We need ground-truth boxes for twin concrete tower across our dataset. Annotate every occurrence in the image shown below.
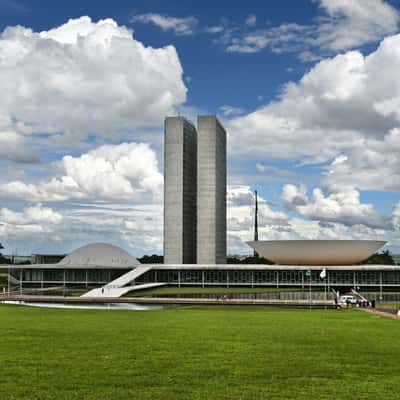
[164,116,227,264]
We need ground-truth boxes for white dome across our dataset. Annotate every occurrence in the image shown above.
[59,243,140,267]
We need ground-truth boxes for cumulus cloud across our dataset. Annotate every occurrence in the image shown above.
[0,204,63,225]
[228,50,368,161]
[324,128,400,192]
[0,142,163,202]
[0,203,63,240]
[0,16,186,156]
[228,185,289,231]
[227,186,289,253]
[131,13,198,35]
[227,35,400,195]
[0,201,165,254]
[281,184,391,229]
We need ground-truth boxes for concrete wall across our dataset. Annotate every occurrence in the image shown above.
[164,117,197,264]
[197,116,227,264]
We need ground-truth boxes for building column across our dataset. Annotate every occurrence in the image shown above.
[226,271,229,288]
[178,271,181,288]
[202,270,205,288]
[251,270,254,288]
[63,270,66,296]
[19,269,22,295]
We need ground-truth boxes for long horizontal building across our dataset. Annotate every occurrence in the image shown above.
[6,262,400,291]
[5,243,400,294]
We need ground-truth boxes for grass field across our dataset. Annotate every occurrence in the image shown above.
[0,305,399,400]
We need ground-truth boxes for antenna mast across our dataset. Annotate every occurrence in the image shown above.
[254,190,259,257]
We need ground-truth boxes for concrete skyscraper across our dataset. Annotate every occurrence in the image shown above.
[164,117,197,264]
[196,116,227,264]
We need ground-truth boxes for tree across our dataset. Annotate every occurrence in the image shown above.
[227,255,274,265]
[0,243,8,264]
[138,254,164,264]
[363,250,395,265]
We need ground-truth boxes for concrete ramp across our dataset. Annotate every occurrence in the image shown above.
[82,282,166,298]
[81,266,154,298]
[105,266,152,288]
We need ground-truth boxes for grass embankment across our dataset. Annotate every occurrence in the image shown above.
[126,285,314,297]
[0,305,399,399]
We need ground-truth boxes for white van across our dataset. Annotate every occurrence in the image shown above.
[339,295,358,306]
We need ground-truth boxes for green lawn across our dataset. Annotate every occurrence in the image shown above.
[126,285,315,297]
[0,305,399,400]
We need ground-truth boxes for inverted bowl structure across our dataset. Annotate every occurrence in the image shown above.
[60,243,140,267]
[246,240,386,265]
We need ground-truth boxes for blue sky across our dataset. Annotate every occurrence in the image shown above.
[0,0,399,256]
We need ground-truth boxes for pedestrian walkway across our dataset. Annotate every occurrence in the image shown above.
[361,307,400,320]
[81,282,166,298]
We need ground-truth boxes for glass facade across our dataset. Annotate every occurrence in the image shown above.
[9,267,400,289]
[136,268,400,288]
[10,268,129,285]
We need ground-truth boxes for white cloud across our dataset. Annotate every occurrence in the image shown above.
[324,128,400,192]
[1,204,63,225]
[0,142,163,202]
[0,16,186,155]
[228,185,289,231]
[393,202,400,228]
[0,201,165,254]
[221,0,399,56]
[281,184,391,229]
[0,131,38,163]
[131,13,198,35]
[226,31,270,53]
[0,203,63,239]
[245,14,257,27]
[228,36,400,194]
[317,0,400,51]
[206,25,224,34]
[225,23,310,54]
[220,105,244,117]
